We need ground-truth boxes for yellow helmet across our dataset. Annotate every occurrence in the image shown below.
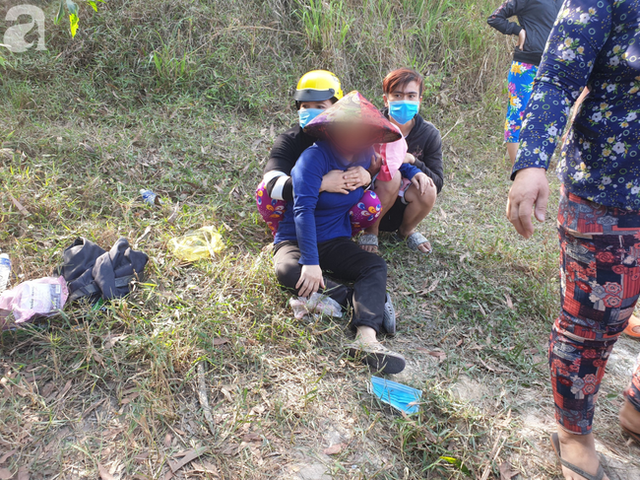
[294,70,343,103]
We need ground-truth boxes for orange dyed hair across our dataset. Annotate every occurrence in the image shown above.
[382,68,424,96]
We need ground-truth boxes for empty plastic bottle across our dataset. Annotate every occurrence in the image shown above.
[0,254,10,294]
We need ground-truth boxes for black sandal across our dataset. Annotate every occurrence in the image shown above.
[550,433,605,480]
[346,342,405,374]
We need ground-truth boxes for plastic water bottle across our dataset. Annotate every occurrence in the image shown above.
[0,254,10,294]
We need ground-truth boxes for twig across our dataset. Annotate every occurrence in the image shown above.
[441,118,462,141]
[196,362,216,436]
[211,26,304,40]
[480,433,507,480]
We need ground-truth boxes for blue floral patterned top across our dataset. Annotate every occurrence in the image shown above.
[514,0,640,210]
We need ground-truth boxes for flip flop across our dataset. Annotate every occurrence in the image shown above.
[358,233,379,253]
[405,232,432,255]
[624,314,640,338]
[622,426,640,445]
[346,342,406,374]
[550,433,605,480]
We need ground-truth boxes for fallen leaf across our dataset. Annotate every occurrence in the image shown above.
[103,335,124,350]
[57,380,73,400]
[98,464,114,480]
[0,468,11,480]
[418,277,440,296]
[504,293,514,309]
[499,461,518,480]
[0,450,15,464]
[323,443,344,455]
[17,467,29,480]
[242,433,261,442]
[213,338,230,346]
[426,350,447,362]
[9,194,29,216]
[168,447,208,473]
[164,433,173,448]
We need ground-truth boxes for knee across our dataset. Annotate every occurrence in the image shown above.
[374,172,401,198]
[274,260,300,289]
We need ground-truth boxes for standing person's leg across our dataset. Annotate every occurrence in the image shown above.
[550,208,640,479]
[360,171,402,253]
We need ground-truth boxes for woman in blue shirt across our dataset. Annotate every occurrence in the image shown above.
[274,91,407,375]
[506,0,640,478]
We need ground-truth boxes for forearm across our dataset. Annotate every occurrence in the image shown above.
[264,171,293,201]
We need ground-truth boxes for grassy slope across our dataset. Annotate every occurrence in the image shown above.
[1,0,639,479]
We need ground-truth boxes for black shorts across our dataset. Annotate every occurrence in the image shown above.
[378,198,407,232]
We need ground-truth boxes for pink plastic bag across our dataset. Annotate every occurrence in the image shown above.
[0,276,68,329]
[375,123,407,182]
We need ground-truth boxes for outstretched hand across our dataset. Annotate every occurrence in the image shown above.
[506,168,549,238]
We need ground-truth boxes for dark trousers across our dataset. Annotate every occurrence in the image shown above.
[274,237,387,332]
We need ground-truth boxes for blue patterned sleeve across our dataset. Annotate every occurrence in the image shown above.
[512,0,613,177]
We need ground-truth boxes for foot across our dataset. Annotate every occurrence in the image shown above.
[398,228,431,254]
[347,326,405,374]
[623,314,640,338]
[358,233,379,253]
[556,429,609,480]
[619,398,640,436]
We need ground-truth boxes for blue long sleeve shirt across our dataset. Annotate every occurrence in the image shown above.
[514,0,640,210]
[274,141,371,265]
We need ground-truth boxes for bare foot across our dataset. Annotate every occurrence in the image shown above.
[556,429,609,480]
[619,397,640,435]
[360,244,378,254]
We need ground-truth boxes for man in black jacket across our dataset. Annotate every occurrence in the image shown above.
[359,68,443,255]
[487,0,562,164]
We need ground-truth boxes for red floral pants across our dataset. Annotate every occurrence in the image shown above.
[551,189,640,434]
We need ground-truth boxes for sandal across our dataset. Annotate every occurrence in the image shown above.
[358,233,379,253]
[624,314,640,338]
[382,293,396,336]
[346,342,406,374]
[405,232,432,255]
[622,426,640,445]
[550,433,605,480]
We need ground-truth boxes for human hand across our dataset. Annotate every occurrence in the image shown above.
[411,172,433,195]
[506,167,549,239]
[296,264,325,297]
[344,166,372,190]
[403,153,416,164]
[368,153,382,176]
[321,170,351,194]
[517,29,526,50]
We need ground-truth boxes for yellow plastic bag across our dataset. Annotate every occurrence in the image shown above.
[168,226,225,262]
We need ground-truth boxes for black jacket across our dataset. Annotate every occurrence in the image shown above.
[61,237,148,302]
[487,0,562,66]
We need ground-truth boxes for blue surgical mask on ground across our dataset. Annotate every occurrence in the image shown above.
[369,376,422,414]
[388,100,420,125]
[298,108,324,128]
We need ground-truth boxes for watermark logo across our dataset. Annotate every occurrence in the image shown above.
[3,5,46,53]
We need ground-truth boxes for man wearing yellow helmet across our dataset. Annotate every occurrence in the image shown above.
[256,70,376,234]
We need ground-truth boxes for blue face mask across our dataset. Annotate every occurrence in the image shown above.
[388,100,420,125]
[298,108,324,128]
